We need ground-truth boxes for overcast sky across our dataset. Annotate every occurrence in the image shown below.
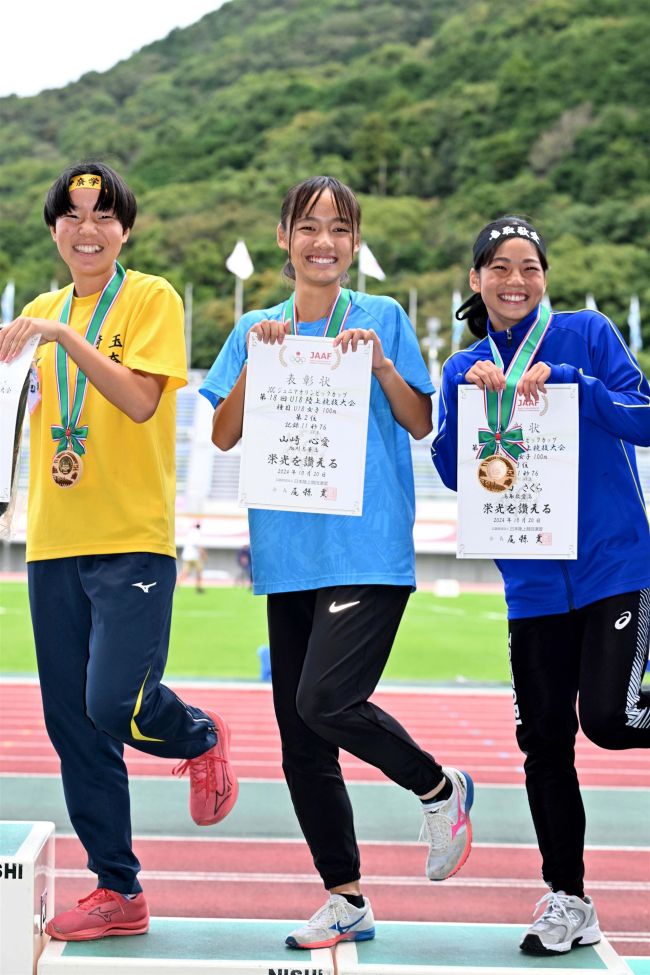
[2,1,229,98]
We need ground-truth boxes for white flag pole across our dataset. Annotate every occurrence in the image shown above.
[0,281,15,323]
[184,282,193,367]
[234,277,243,324]
[426,316,442,386]
[451,289,463,353]
[628,295,642,354]
[408,288,418,329]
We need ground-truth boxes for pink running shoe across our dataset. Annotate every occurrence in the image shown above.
[173,709,239,825]
[45,888,149,941]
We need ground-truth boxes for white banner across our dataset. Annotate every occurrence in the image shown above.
[0,334,40,502]
[239,334,372,515]
[457,384,579,559]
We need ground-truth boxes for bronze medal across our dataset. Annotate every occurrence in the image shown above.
[51,449,83,488]
[477,453,516,493]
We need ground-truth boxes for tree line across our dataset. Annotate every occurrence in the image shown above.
[1,0,648,373]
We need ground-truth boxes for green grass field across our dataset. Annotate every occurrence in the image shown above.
[0,582,510,683]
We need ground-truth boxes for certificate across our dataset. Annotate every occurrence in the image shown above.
[0,334,40,505]
[457,384,579,559]
[239,334,372,515]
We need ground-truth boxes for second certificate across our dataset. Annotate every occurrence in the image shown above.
[239,334,373,516]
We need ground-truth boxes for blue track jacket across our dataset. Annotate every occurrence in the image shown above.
[431,306,650,619]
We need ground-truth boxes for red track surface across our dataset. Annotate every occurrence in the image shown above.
[1,683,648,787]
[1,681,648,956]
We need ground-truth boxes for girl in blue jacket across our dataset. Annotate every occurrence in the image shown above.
[432,215,650,957]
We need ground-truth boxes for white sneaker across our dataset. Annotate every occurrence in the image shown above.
[520,891,601,954]
[285,894,375,949]
[421,767,474,881]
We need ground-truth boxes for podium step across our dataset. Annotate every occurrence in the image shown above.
[38,917,333,974]
[0,820,54,975]
[36,918,634,975]
[337,921,632,974]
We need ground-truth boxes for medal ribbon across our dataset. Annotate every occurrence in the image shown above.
[51,262,126,455]
[477,304,552,463]
[284,288,352,337]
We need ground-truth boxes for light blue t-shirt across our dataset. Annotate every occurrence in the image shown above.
[200,291,434,594]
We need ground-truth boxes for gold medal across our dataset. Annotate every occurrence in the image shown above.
[51,449,83,488]
[477,453,516,493]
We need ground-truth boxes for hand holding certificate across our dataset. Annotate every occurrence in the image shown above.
[238,333,373,515]
[457,383,579,559]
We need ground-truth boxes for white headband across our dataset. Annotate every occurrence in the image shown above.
[489,225,540,243]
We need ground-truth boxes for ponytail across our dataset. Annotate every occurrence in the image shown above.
[455,293,488,339]
[282,257,296,282]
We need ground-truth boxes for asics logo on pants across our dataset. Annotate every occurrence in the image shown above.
[614,611,632,630]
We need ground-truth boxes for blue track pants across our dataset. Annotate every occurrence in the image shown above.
[28,552,217,894]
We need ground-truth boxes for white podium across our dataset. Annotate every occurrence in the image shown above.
[0,821,55,975]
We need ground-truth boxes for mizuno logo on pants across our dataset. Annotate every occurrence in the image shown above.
[132,582,157,593]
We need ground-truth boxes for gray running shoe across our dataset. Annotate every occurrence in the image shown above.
[422,767,474,881]
[285,894,375,949]
[520,891,601,954]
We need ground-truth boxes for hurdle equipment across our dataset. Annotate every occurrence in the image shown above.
[0,821,55,975]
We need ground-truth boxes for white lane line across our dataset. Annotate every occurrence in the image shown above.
[52,867,649,891]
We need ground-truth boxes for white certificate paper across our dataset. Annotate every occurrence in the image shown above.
[0,334,40,503]
[239,334,373,515]
[457,384,579,559]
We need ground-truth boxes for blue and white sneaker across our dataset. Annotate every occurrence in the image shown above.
[421,767,474,881]
[285,894,375,949]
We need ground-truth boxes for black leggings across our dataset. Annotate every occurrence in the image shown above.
[509,588,650,897]
[268,584,444,890]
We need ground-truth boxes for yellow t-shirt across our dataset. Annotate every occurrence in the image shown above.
[23,269,187,561]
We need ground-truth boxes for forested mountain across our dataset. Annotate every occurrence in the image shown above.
[1,0,649,369]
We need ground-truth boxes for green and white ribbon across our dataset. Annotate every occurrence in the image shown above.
[477,304,552,463]
[51,262,126,455]
[284,288,352,337]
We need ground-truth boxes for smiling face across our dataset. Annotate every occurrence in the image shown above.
[277,188,359,289]
[50,187,129,295]
[469,237,547,331]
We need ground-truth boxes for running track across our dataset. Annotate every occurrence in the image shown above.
[1,680,649,957]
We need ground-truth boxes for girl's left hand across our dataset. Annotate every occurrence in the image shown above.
[517,362,551,402]
[0,316,62,363]
[334,328,386,370]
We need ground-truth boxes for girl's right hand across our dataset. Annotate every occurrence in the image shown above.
[465,360,506,392]
[247,319,290,346]
[0,316,62,363]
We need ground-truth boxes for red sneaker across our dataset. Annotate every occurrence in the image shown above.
[173,709,239,825]
[45,888,149,941]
